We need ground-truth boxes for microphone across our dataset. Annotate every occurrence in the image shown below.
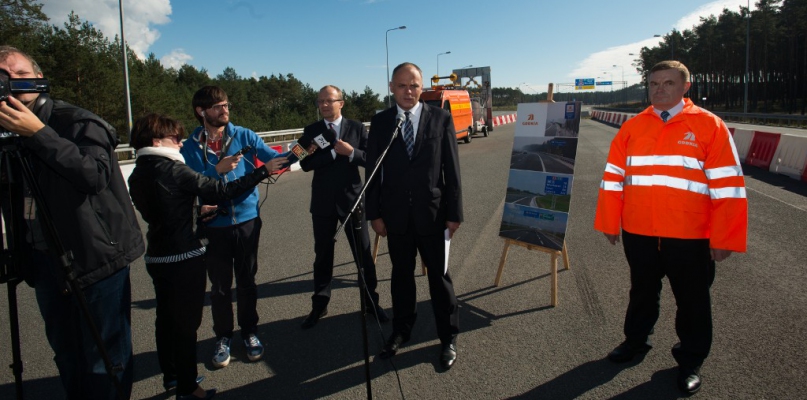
[392,113,406,139]
[280,123,344,168]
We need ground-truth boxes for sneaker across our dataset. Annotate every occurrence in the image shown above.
[212,337,231,368]
[244,334,264,362]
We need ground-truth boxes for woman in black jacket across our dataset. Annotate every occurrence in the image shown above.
[128,113,285,400]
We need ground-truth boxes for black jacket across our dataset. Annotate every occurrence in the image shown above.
[21,95,144,289]
[365,103,463,235]
[299,118,367,217]
[128,154,269,258]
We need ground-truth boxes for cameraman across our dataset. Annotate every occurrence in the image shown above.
[0,46,144,399]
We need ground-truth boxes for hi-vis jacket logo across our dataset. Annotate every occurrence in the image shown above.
[678,132,698,148]
[522,113,539,125]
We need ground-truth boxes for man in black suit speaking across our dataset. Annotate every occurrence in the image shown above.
[299,85,389,329]
[366,62,463,369]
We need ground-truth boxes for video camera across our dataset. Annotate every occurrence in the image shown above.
[0,68,50,138]
[0,68,49,102]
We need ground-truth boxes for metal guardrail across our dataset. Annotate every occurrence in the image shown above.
[115,128,305,163]
[712,112,807,128]
[116,122,372,164]
[592,107,807,128]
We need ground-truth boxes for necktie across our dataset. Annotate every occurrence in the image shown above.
[329,123,338,139]
[660,110,670,122]
[403,111,414,158]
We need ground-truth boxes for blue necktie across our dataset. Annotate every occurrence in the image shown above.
[403,111,414,158]
[660,110,670,122]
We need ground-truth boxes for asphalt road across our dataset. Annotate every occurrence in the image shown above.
[1,119,806,399]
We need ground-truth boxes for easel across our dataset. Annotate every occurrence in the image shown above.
[494,238,570,307]
[373,234,428,275]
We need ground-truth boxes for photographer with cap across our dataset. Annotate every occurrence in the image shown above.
[0,45,144,399]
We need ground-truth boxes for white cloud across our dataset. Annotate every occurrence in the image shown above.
[160,49,192,69]
[567,0,753,89]
[40,0,172,60]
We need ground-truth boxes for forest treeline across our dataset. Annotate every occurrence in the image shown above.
[1,0,804,142]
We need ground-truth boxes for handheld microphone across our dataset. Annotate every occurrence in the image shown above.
[282,125,340,166]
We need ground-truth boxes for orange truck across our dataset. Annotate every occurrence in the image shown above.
[421,74,489,143]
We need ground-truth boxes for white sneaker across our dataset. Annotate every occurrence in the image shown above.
[212,337,231,368]
[244,334,264,362]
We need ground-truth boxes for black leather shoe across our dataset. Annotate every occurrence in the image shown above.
[177,388,216,399]
[677,367,702,395]
[164,376,205,391]
[366,305,390,323]
[301,308,328,330]
[607,341,652,363]
[379,333,409,359]
[440,343,457,369]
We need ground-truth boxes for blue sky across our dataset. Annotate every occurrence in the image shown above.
[41,0,753,98]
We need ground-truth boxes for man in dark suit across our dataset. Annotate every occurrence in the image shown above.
[298,85,389,329]
[366,62,463,369]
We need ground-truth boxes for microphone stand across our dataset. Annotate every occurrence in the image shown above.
[334,118,402,400]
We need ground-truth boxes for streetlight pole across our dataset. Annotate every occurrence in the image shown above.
[385,25,406,108]
[118,0,132,132]
[744,0,750,113]
[437,51,451,76]
[613,64,625,105]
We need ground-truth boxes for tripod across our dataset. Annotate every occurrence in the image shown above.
[0,137,126,400]
[334,118,402,400]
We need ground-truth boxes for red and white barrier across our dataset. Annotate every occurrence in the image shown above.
[592,114,807,182]
[493,113,518,127]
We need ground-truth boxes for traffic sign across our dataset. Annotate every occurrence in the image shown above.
[545,176,569,195]
[596,81,613,86]
[574,78,595,90]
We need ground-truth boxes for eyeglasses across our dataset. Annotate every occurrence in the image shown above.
[208,102,232,112]
[316,99,343,105]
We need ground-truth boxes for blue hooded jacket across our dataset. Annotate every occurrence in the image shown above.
[180,122,281,227]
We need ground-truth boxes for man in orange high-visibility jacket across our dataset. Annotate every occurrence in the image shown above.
[594,60,747,396]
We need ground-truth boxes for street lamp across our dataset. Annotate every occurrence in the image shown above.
[654,34,674,59]
[437,51,451,76]
[385,25,406,107]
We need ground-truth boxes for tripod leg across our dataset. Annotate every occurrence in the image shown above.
[6,279,24,400]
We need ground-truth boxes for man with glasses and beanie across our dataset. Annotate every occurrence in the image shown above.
[595,60,747,395]
[0,45,144,399]
[181,86,284,368]
[298,85,389,329]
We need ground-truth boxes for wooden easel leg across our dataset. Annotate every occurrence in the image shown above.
[562,241,570,270]
[550,252,559,307]
[494,239,512,287]
[372,233,380,264]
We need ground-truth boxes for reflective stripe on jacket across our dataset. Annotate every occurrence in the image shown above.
[594,99,748,252]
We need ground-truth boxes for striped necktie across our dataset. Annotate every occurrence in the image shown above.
[403,111,414,158]
[660,110,670,122]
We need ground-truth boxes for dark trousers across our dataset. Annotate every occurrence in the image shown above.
[146,257,207,396]
[203,218,261,339]
[621,230,716,369]
[32,251,133,400]
[387,220,459,345]
[311,213,380,310]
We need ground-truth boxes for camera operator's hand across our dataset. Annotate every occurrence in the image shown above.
[215,154,242,174]
[0,96,45,137]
